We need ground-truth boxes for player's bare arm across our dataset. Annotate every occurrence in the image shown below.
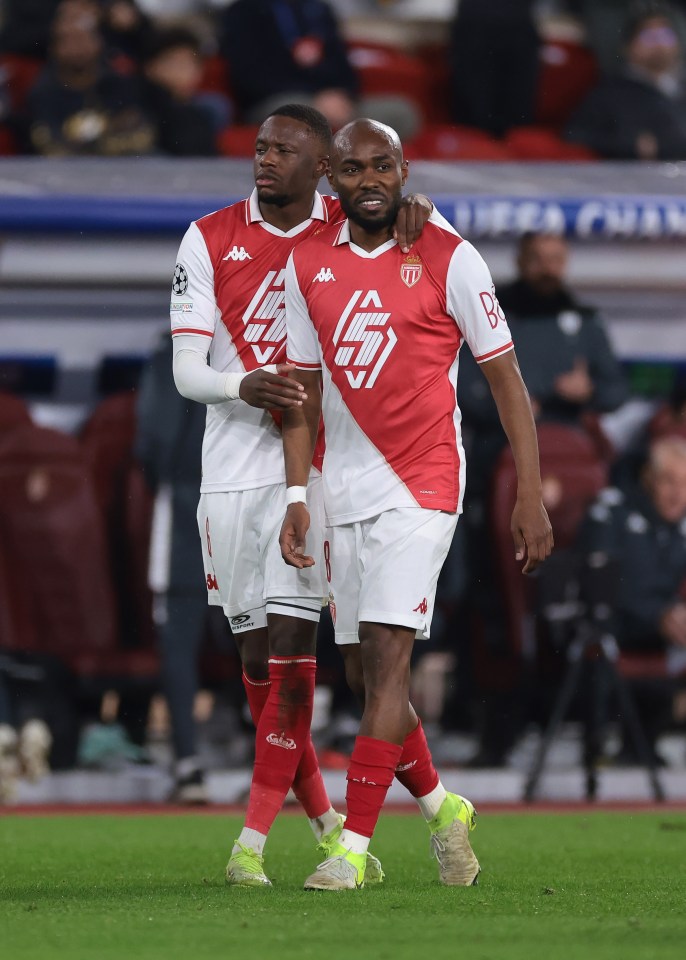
[239,362,308,409]
[479,350,554,574]
[394,194,432,253]
[279,370,322,569]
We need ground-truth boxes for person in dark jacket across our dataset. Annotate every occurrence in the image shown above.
[25,5,155,156]
[135,335,210,802]
[565,6,686,160]
[220,0,419,136]
[578,435,686,759]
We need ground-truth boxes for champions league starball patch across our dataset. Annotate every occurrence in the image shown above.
[172,263,189,296]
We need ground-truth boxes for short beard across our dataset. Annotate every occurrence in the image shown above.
[257,190,293,208]
[341,194,402,233]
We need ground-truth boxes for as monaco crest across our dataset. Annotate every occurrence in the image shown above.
[400,255,422,288]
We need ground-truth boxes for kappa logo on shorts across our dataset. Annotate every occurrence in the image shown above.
[206,574,219,591]
[266,732,297,750]
[413,597,428,615]
[333,289,396,390]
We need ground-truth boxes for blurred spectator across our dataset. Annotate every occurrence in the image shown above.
[579,436,686,761]
[140,27,223,156]
[135,335,209,803]
[25,2,156,155]
[100,0,153,64]
[565,4,686,160]
[449,0,540,138]
[220,0,420,137]
[460,232,628,452]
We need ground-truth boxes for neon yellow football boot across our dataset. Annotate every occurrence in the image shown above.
[225,841,271,887]
[304,840,367,890]
[318,814,384,884]
[429,793,480,886]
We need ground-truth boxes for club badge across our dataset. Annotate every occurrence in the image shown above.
[400,254,422,288]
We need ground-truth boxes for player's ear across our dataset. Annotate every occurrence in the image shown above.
[400,160,409,186]
[315,155,330,180]
[325,165,336,190]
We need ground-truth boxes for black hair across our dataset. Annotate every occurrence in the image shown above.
[142,27,201,64]
[622,1,677,45]
[266,103,332,151]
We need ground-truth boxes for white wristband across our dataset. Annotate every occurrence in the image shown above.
[286,485,307,505]
[223,371,248,400]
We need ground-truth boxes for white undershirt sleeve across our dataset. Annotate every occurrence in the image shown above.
[172,334,239,403]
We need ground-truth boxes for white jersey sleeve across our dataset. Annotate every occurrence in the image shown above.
[285,251,322,370]
[170,221,219,340]
[446,240,514,364]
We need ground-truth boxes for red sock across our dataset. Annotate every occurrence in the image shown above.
[394,719,440,798]
[242,670,330,819]
[245,656,316,834]
[345,736,403,839]
[242,671,270,725]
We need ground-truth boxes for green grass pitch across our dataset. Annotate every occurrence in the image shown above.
[1,810,685,960]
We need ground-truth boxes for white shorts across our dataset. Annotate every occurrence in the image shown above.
[198,474,326,635]
[326,507,458,645]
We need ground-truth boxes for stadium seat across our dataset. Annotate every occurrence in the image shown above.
[347,41,433,118]
[0,423,119,668]
[0,391,32,433]
[505,126,597,161]
[200,54,233,97]
[535,39,599,128]
[406,124,512,161]
[490,423,609,655]
[218,124,260,157]
[80,392,156,653]
[0,124,18,156]
[0,54,43,112]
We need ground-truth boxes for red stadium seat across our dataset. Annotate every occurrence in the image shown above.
[218,124,260,157]
[80,393,156,653]
[0,54,43,112]
[536,40,598,128]
[406,124,512,161]
[0,392,32,433]
[490,423,609,656]
[200,53,234,98]
[505,126,597,161]
[347,41,433,118]
[0,424,119,668]
[0,124,18,156]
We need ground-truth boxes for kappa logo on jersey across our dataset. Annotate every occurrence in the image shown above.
[223,245,253,261]
[312,267,336,283]
[400,254,423,288]
[266,732,297,750]
[241,268,286,364]
[332,289,397,389]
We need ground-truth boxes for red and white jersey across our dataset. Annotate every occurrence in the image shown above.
[170,189,339,492]
[285,215,514,524]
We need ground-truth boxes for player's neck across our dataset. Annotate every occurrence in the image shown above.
[258,195,316,232]
[348,221,394,253]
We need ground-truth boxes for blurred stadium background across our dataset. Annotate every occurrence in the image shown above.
[1,0,685,808]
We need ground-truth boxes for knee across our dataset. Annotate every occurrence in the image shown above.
[268,614,317,658]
